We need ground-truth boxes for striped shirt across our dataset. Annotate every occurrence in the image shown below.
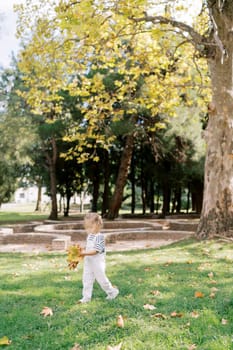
[86,233,105,254]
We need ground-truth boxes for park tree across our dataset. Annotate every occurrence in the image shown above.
[0,63,38,206]
[118,0,233,238]
[15,0,233,238]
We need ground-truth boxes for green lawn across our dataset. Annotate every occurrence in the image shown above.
[1,239,233,350]
[0,203,49,223]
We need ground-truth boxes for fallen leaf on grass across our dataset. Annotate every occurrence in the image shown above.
[64,275,72,281]
[0,336,11,345]
[70,344,82,350]
[209,292,215,298]
[106,343,122,350]
[150,290,160,296]
[40,306,53,317]
[117,315,124,328]
[209,279,217,284]
[186,260,193,264]
[151,313,167,319]
[170,311,183,318]
[144,267,152,272]
[191,311,200,318]
[221,318,228,325]
[143,304,156,310]
[188,344,197,350]
[202,248,210,256]
[12,272,20,277]
[194,291,204,298]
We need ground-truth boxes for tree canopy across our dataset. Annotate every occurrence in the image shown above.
[11,0,233,237]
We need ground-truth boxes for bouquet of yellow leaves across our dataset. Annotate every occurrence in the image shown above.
[67,244,83,270]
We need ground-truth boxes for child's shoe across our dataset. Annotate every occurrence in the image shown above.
[106,288,119,300]
[78,298,90,303]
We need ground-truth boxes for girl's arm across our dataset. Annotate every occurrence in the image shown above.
[80,249,98,257]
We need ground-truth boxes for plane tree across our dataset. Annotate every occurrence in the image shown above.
[16,0,233,238]
[53,0,233,238]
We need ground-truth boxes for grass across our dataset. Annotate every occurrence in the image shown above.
[0,211,48,223]
[0,203,49,223]
[1,239,233,349]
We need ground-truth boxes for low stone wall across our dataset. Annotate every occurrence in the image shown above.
[105,230,194,243]
[2,233,57,244]
[0,218,197,251]
[167,221,198,232]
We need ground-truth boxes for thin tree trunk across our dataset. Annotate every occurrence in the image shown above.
[91,163,100,212]
[35,179,42,211]
[102,150,110,216]
[130,151,136,214]
[106,133,134,219]
[149,180,155,213]
[141,154,146,215]
[46,137,58,220]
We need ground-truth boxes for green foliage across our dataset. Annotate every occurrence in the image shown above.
[1,239,233,349]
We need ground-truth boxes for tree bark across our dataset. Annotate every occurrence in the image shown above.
[130,1,233,237]
[91,162,100,212]
[102,150,110,216]
[130,150,136,214]
[46,137,58,220]
[35,179,42,211]
[106,133,134,219]
[197,2,233,238]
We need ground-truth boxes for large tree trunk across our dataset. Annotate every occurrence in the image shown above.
[106,134,134,219]
[197,2,233,238]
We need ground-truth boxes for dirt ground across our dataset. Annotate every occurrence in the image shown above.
[0,236,189,253]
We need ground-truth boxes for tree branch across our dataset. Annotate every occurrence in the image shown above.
[129,14,208,55]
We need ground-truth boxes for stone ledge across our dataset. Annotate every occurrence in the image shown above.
[52,237,71,250]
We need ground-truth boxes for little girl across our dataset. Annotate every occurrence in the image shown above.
[79,212,119,303]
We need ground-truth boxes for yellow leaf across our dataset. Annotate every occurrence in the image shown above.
[67,244,83,270]
[0,336,11,345]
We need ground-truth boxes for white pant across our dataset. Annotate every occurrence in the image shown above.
[82,254,116,301]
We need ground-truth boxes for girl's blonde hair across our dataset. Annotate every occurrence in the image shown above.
[84,212,103,233]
